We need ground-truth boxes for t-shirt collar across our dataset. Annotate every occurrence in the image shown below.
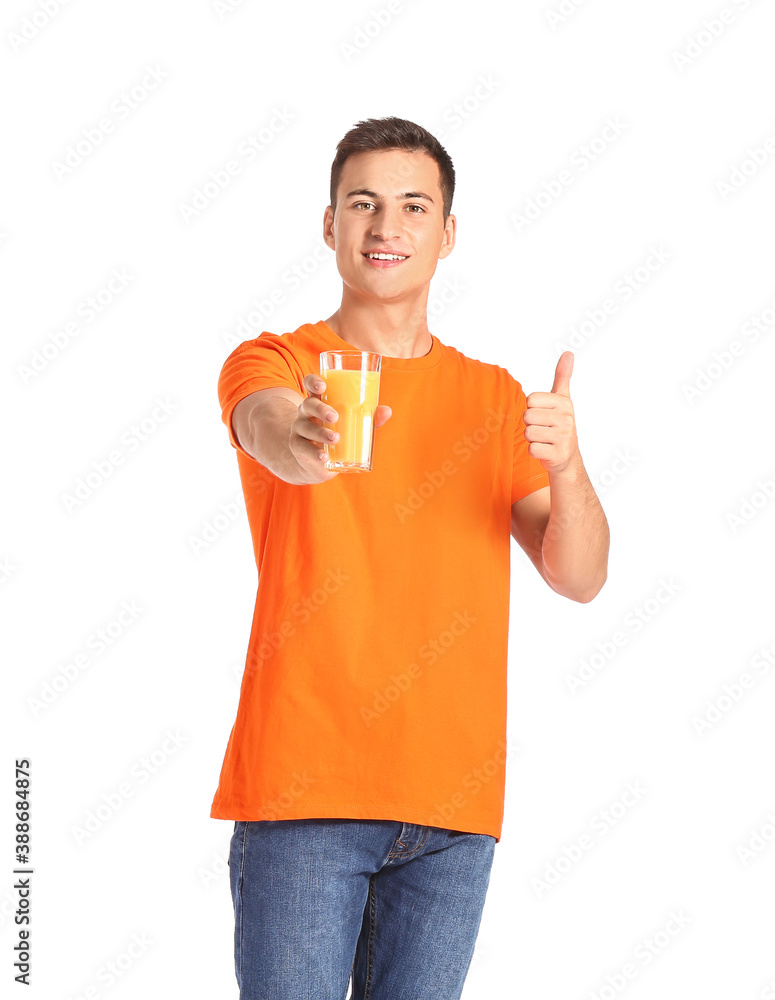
[312,320,443,372]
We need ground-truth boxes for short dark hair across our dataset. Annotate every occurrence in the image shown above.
[329,116,455,222]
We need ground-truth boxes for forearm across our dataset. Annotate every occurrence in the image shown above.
[243,397,312,485]
[542,454,609,603]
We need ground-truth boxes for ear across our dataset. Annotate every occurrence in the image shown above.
[323,205,335,251]
[438,213,456,260]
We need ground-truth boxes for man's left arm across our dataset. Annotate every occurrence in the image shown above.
[510,352,609,604]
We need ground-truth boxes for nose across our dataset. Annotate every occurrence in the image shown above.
[369,204,403,241]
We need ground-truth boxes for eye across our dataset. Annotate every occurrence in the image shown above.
[406,204,424,213]
[352,201,374,210]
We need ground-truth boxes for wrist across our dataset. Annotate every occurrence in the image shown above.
[547,450,585,483]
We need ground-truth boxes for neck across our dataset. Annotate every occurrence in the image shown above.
[324,291,433,360]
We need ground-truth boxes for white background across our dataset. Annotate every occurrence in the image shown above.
[2,1,774,998]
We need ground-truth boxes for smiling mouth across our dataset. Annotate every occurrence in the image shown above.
[362,252,409,261]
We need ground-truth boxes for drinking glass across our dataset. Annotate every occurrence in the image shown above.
[319,351,382,472]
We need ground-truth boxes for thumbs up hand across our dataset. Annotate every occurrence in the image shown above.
[523,351,579,475]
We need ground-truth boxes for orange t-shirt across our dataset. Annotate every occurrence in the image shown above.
[209,320,550,842]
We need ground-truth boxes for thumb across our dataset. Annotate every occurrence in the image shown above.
[375,404,392,428]
[551,351,574,396]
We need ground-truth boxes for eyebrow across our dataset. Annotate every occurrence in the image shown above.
[345,188,435,204]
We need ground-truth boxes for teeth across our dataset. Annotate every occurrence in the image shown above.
[365,253,407,260]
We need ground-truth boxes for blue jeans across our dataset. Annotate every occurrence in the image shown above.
[228,818,497,999]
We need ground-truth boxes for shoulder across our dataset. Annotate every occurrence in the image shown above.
[222,321,320,364]
[440,339,525,397]
[228,320,317,351]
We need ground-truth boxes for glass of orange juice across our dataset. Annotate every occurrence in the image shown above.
[319,351,382,472]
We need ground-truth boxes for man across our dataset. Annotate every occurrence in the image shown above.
[211,116,609,1000]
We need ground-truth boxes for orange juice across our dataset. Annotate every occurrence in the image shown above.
[322,369,380,470]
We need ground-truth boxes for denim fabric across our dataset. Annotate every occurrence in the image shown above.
[228,817,496,999]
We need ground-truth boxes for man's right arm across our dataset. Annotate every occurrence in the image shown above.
[231,387,314,485]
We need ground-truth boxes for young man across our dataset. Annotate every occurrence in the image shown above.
[212,116,609,1000]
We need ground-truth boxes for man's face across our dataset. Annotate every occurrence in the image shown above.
[324,148,455,303]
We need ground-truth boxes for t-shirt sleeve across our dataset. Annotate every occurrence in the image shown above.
[218,333,305,457]
[511,377,551,504]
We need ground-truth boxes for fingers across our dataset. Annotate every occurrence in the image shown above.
[374,404,392,428]
[297,398,339,441]
[290,374,339,476]
[294,374,392,478]
[298,372,334,429]
[523,407,555,426]
[303,373,326,396]
[292,409,337,465]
